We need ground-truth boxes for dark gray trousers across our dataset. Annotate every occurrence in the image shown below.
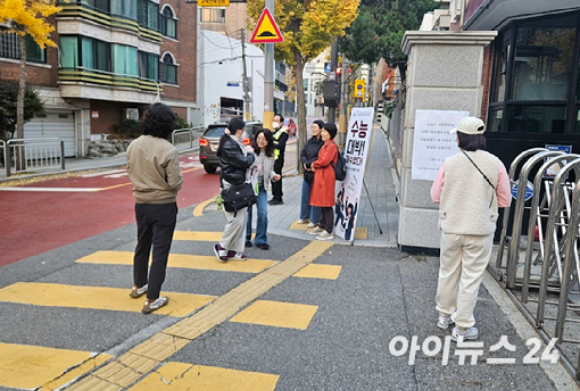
[133,202,177,300]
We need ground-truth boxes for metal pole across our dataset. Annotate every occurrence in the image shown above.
[338,58,349,152]
[197,6,205,128]
[327,39,339,123]
[60,141,65,169]
[241,28,251,121]
[263,0,275,128]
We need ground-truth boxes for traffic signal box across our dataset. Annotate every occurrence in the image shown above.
[323,80,341,108]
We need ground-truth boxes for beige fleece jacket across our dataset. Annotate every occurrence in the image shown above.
[126,135,183,204]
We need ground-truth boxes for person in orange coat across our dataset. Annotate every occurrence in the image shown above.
[308,122,339,241]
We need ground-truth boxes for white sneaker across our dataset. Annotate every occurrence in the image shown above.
[297,218,309,224]
[451,326,478,341]
[316,231,334,241]
[437,313,455,330]
[309,226,324,235]
[141,297,168,314]
[307,222,317,228]
[130,284,148,299]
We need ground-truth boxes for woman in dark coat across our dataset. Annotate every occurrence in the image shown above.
[214,118,255,262]
[298,119,324,227]
[309,122,339,241]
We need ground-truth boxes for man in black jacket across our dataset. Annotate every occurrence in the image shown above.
[269,114,288,205]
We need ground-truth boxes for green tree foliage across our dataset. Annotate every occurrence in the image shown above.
[247,0,359,166]
[0,79,44,141]
[341,0,437,65]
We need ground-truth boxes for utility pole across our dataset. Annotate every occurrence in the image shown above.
[338,57,349,151]
[327,39,339,123]
[263,0,275,129]
[240,28,250,121]
[196,5,205,128]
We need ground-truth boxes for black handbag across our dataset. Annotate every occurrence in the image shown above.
[221,182,256,216]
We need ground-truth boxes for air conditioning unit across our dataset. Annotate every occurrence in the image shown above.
[124,108,139,121]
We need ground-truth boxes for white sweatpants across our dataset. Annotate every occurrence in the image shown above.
[435,231,493,329]
[220,207,248,253]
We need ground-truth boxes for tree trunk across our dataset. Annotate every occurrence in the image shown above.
[15,33,27,171]
[294,54,306,175]
[17,34,26,139]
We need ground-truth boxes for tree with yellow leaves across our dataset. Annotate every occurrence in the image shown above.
[0,0,62,138]
[247,0,359,163]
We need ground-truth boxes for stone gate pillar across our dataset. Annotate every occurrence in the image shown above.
[398,31,497,250]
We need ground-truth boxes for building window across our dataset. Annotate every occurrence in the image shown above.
[78,0,109,13]
[111,0,137,20]
[81,37,110,72]
[159,53,177,84]
[510,15,576,102]
[138,0,159,31]
[0,27,46,63]
[112,43,139,77]
[200,8,225,23]
[489,12,580,134]
[139,51,159,82]
[159,6,177,38]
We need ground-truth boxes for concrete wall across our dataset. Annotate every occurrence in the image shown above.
[398,31,497,249]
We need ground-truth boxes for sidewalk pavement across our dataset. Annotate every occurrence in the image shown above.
[1,126,579,390]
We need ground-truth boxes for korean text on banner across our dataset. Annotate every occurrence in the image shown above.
[411,110,468,181]
[334,107,375,242]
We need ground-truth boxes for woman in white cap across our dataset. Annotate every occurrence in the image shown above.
[430,116,511,341]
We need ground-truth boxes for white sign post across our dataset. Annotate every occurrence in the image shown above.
[334,107,375,242]
[411,109,468,181]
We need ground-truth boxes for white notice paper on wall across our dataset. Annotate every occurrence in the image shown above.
[411,109,469,181]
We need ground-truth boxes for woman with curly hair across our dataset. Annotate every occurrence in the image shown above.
[246,128,281,250]
[126,103,183,314]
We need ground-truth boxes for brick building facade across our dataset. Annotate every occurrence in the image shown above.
[0,0,197,157]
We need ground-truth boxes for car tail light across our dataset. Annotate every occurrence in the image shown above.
[200,155,207,159]
[243,137,251,146]
[199,138,209,146]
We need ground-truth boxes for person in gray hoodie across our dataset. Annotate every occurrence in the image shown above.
[126,103,183,314]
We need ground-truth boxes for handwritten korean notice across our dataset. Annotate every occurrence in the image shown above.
[411,109,468,181]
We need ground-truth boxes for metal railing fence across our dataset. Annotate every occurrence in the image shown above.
[171,126,205,149]
[494,148,580,380]
[1,138,65,177]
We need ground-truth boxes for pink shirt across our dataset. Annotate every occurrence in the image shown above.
[430,161,511,207]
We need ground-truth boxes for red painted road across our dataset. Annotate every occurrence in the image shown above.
[0,153,221,267]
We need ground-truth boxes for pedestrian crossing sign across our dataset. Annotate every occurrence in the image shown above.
[250,8,284,44]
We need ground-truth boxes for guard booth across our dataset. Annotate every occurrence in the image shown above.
[482,10,580,238]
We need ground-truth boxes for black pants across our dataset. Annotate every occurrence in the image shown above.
[319,207,334,234]
[271,156,284,201]
[133,202,177,300]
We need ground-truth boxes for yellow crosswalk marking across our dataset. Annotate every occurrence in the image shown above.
[39,354,112,391]
[293,264,342,280]
[230,300,318,330]
[173,231,255,241]
[174,231,222,241]
[128,362,279,391]
[76,251,277,274]
[0,342,110,390]
[0,282,214,317]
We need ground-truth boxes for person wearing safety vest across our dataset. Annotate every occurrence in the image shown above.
[269,114,289,205]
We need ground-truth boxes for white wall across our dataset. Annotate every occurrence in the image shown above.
[302,48,330,118]
[202,30,266,127]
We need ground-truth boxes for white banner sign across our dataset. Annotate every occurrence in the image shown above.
[411,109,468,181]
[334,107,375,242]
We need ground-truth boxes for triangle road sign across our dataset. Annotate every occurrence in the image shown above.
[250,8,284,44]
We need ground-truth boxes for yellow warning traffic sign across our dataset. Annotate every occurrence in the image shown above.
[250,8,284,44]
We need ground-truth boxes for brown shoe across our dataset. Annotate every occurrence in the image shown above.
[141,297,168,314]
[129,284,148,299]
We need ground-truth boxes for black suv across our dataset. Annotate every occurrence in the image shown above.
[199,121,263,174]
